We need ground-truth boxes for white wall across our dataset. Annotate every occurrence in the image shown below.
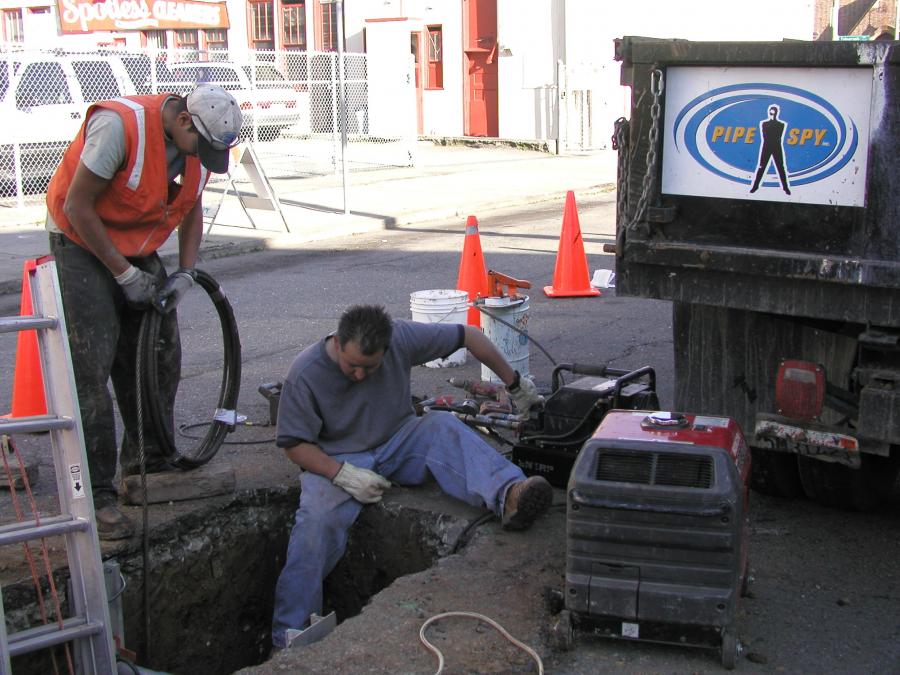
[343,0,463,136]
[421,2,463,136]
[559,0,817,149]
[494,0,815,144]
[364,18,418,137]
[497,0,563,140]
[576,0,816,49]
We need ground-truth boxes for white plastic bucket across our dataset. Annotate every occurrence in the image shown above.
[410,289,470,368]
[480,295,530,383]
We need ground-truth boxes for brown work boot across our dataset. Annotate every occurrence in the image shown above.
[95,505,135,541]
[502,476,553,531]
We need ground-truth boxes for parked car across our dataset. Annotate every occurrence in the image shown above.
[0,53,135,189]
[163,61,310,138]
[112,52,176,95]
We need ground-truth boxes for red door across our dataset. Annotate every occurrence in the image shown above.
[464,0,498,137]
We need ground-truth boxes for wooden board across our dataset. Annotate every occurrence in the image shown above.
[122,462,235,505]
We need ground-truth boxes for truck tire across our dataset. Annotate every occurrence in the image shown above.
[797,449,900,511]
[749,447,804,498]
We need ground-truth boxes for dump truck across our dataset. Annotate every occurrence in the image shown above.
[612,37,899,509]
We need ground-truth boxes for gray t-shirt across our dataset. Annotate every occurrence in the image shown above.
[276,320,464,455]
[46,97,184,233]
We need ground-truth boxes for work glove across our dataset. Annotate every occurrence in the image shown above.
[332,462,391,504]
[154,267,197,314]
[115,264,159,309]
[507,371,544,416]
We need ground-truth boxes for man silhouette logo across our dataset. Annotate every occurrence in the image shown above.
[750,104,791,195]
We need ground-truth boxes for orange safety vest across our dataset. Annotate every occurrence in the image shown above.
[46,94,210,258]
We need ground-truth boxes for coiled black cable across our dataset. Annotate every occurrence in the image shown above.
[138,269,241,469]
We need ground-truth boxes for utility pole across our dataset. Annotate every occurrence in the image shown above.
[323,0,350,215]
[336,0,349,216]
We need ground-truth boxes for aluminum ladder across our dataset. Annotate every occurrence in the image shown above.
[0,260,116,674]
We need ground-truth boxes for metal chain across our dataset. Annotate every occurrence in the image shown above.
[627,68,664,231]
[612,116,630,232]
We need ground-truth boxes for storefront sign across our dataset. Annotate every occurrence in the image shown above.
[662,67,872,207]
[56,0,229,33]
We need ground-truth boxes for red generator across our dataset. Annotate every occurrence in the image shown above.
[558,410,751,669]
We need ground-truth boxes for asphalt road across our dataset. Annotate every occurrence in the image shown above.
[1,197,898,673]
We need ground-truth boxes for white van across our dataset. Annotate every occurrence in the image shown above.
[165,61,310,138]
[0,53,135,188]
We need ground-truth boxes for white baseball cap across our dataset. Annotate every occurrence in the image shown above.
[186,84,242,173]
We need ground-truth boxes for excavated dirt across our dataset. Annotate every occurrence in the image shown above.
[4,478,490,674]
[242,489,568,675]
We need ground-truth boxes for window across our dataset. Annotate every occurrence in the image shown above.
[3,9,24,43]
[205,28,228,56]
[0,60,10,101]
[249,0,275,50]
[426,25,443,89]
[17,62,71,108]
[171,64,242,91]
[72,61,123,102]
[175,29,199,60]
[144,30,168,49]
[283,0,306,50]
[175,29,199,49]
[318,0,337,51]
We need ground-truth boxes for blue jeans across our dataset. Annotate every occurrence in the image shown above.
[270,411,525,648]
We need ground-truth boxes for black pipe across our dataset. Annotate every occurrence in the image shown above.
[138,269,241,469]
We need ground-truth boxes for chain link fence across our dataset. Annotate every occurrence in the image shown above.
[558,60,620,153]
[0,44,417,207]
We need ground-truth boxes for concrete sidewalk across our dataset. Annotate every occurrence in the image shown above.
[0,142,617,297]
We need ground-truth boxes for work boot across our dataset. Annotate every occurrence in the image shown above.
[502,476,553,531]
[95,505,135,541]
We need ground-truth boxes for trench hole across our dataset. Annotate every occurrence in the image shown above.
[7,489,466,675]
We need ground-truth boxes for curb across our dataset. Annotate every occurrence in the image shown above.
[0,185,616,297]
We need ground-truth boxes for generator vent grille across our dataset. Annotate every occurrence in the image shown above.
[595,451,713,488]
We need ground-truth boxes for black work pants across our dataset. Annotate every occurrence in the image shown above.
[49,232,181,507]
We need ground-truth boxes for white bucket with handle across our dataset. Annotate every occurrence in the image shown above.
[410,289,469,368]
[480,295,530,383]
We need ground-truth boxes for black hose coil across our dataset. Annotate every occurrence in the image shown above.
[138,269,241,469]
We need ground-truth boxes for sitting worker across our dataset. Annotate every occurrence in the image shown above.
[270,304,551,652]
[45,84,242,540]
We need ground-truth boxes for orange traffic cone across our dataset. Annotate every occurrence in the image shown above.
[543,191,601,298]
[8,259,47,418]
[456,215,490,327]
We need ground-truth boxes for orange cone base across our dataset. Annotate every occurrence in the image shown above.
[543,285,601,298]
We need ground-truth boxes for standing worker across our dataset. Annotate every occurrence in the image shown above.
[44,84,242,540]
[270,304,552,652]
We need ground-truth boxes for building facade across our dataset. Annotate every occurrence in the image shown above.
[3,0,890,146]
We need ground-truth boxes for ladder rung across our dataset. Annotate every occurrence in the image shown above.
[0,414,74,435]
[1,262,117,672]
[0,315,57,334]
[0,514,89,546]
[8,615,104,657]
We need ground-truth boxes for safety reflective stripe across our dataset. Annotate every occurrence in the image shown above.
[197,167,209,198]
[465,225,478,234]
[111,97,147,190]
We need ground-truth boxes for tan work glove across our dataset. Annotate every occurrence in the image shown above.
[115,264,159,309]
[507,371,544,416]
[332,462,391,503]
